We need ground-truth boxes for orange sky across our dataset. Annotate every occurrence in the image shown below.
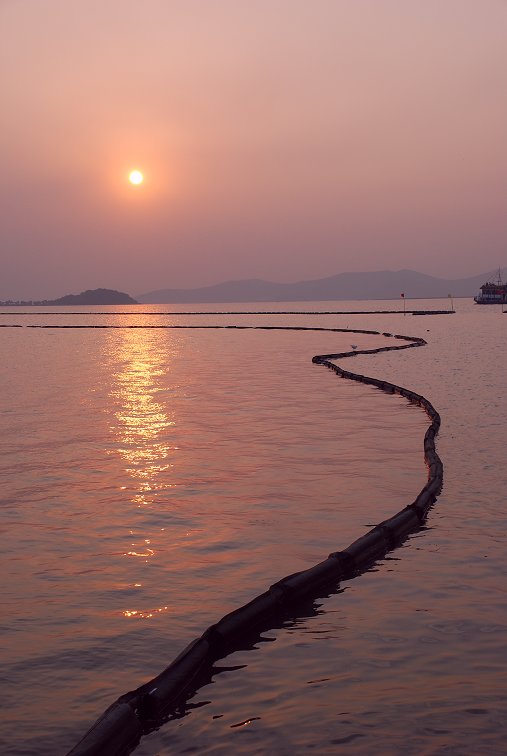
[1,0,506,299]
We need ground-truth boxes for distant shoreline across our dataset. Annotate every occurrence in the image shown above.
[0,296,469,308]
[3,267,505,305]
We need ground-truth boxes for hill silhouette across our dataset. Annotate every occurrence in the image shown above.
[137,268,505,303]
[0,288,138,306]
[49,288,137,305]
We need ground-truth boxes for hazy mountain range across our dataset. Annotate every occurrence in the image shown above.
[1,269,503,306]
[137,268,505,304]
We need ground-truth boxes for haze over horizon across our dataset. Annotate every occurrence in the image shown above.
[2,1,506,300]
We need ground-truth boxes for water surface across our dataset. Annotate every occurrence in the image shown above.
[1,299,505,754]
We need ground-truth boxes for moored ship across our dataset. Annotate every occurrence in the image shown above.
[474,269,506,304]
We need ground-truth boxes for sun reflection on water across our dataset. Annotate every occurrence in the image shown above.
[123,606,169,620]
[106,326,178,509]
[103,324,181,619]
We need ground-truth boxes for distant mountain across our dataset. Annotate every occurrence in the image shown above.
[49,288,138,305]
[137,269,505,304]
[0,288,138,306]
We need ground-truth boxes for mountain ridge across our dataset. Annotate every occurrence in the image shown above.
[137,268,505,304]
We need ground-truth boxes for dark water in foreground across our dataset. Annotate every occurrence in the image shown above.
[0,299,506,754]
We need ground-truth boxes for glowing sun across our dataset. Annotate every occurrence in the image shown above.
[128,169,144,185]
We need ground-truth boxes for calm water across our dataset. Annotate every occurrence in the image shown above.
[0,299,506,755]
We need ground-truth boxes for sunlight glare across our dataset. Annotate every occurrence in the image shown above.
[129,169,144,185]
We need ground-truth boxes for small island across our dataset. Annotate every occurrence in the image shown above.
[0,288,138,306]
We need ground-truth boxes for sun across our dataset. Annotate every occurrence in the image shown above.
[128,169,144,185]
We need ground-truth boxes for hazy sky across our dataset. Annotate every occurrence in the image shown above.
[1,0,506,299]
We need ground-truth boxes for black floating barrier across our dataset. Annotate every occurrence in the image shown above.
[1,308,455,316]
[65,323,443,756]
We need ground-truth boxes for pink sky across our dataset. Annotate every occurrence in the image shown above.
[1,0,506,299]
